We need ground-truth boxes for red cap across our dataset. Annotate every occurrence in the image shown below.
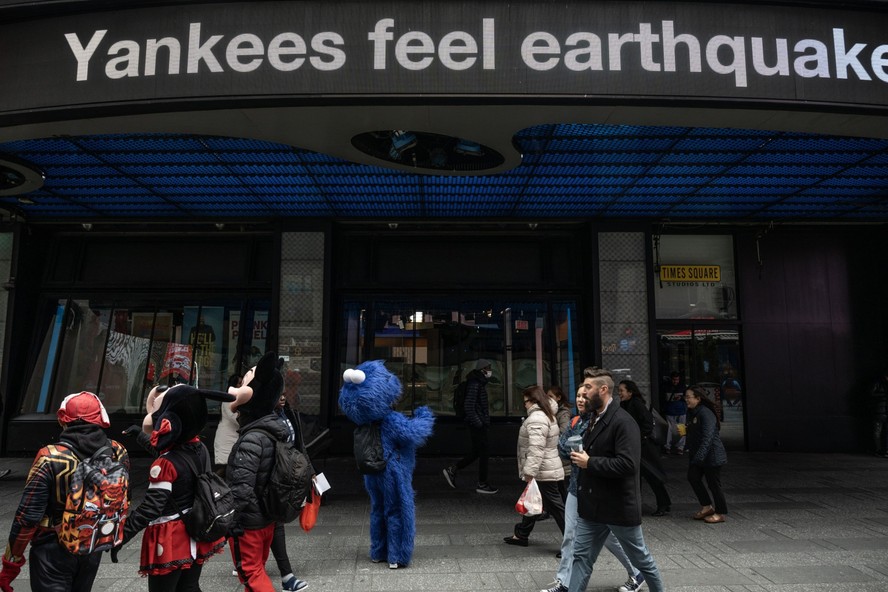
[57,391,110,428]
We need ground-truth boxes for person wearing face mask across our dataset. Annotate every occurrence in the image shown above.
[442,359,498,494]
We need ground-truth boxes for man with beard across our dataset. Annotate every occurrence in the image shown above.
[568,367,664,592]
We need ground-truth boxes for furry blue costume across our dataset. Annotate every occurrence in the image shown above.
[339,360,435,568]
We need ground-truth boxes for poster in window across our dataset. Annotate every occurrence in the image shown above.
[183,307,224,390]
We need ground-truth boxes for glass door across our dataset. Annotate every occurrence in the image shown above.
[657,326,744,448]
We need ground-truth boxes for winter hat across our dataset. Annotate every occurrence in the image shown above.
[148,384,234,451]
[476,359,492,370]
[229,351,283,421]
[57,391,111,428]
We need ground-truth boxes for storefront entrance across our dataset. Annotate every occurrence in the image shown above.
[657,326,745,448]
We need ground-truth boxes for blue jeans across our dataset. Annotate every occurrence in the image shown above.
[556,494,638,585]
[568,517,664,592]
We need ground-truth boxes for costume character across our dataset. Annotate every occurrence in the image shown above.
[120,384,234,592]
[227,351,305,592]
[339,360,435,569]
[0,391,129,592]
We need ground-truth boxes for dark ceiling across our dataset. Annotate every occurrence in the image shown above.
[2,123,888,223]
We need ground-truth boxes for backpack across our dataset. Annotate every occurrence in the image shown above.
[57,441,129,555]
[353,422,386,474]
[248,428,313,524]
[452,381,469,419]
[171,446,236,542]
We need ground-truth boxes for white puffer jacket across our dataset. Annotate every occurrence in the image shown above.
[516,399,565,482]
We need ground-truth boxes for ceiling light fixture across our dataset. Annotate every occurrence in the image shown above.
[0,155,44,196]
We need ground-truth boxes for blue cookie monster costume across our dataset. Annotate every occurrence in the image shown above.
[339,360,435,568]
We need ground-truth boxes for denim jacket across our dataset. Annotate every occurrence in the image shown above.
[558,411,591,496]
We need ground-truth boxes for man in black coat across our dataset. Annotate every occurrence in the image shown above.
[568,368,664,592]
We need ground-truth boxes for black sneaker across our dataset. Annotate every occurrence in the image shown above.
[539,582,567,592]
[442,466,457,489]
[476,483,498,494]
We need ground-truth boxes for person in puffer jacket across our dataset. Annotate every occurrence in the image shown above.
[504,385,565,546]
[226,351,291,592]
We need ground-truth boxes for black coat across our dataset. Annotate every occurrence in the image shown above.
[576,398,643,527]
[621,396,667,483]
[686,406,727,468]
[227,413,288,529]
[463,369,490,428]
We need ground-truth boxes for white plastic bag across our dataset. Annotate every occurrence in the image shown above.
[515,478,544,516]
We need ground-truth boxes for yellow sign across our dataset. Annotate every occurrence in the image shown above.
[659,265,721,282]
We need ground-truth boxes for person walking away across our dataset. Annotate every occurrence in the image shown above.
[568,368,665,592]
[684,385,728,524]
[270,390,310,591]
[662,371,687,454]
[226,352,295,592]
[618,380,672,517]
[443,359,498,494]
[542,381,645,592]
[0,392,129,592]
[504,386,565,546]
[120,384,233,592]
[870,369,888,457]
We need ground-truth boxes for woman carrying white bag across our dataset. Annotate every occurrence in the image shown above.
[504,385,565,547]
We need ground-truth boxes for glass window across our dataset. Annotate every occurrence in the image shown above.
[338,298,581,418]
[19,299,269,416]
[653,235,737,320]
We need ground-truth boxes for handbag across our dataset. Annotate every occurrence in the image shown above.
[299,488,321,532]
[515,478,543,516]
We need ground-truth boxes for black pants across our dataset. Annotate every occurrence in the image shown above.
[513,480,566,539]
[455,425,489,484]
[641,465,672,510]
[29,540,102,592]
[271,522,293,577]
[687,464,728,514]
[147,563,203,592]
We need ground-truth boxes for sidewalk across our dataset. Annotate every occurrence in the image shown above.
[1,450,887,591]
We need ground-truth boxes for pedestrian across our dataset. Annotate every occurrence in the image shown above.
[120,384,234,591]
[870,369,888,457]
[226,351,298,591]
[684,385,728,524]
[504,385,565,547]
[270,389,309,591]
[214,374,242,477]
[541,383,645,592]
[662,371,687,454]
[0,391,129,592]
[568,367,665,592]
[443,359,498,494]
[618,380,672,517]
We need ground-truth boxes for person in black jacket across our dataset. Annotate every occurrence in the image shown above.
[568,368,664,592]
[442,359,498,494]
[618,380,672,517]
[226,351,293,592]
[684,385,728,524]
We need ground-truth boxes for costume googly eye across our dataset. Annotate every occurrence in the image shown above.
[343,369,366,384]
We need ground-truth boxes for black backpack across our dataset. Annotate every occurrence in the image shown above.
[353,422,386,474]
[452,381,468,419]
[248,428,314,524]
[171,446,236,542]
